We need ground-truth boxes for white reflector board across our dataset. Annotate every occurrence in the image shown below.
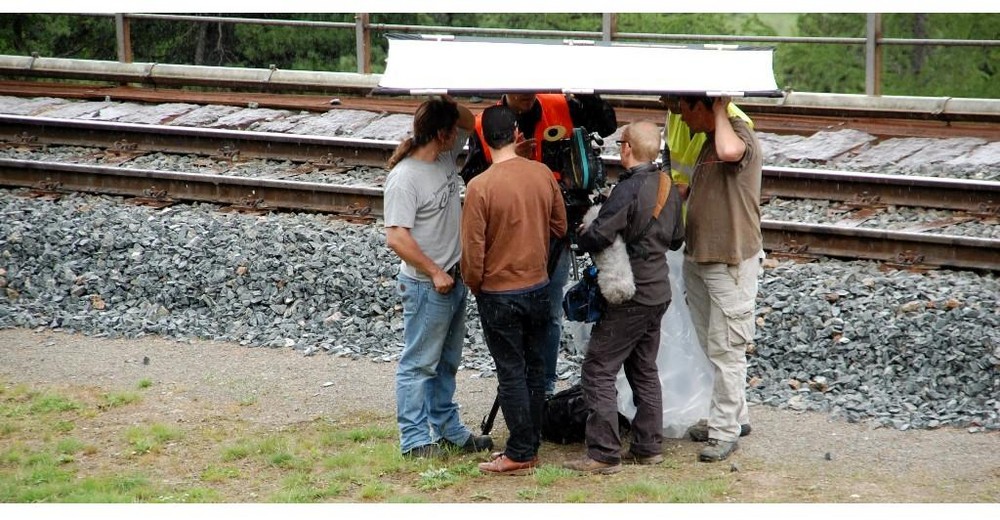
[376,35,781,98]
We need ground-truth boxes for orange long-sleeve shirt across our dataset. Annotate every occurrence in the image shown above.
[461,156,567,295]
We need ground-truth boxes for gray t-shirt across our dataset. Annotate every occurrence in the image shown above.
[384,129,468,281]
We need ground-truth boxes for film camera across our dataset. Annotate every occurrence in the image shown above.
[540,125,606,243]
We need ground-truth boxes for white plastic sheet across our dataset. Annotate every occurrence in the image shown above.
[567,249,714,438]
[377,36,781,98]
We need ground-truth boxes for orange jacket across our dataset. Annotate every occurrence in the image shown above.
[474,93,575,165]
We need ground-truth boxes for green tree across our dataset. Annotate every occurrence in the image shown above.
[0,14,115,59]
[781,13,867,94]
[881,13,999,97]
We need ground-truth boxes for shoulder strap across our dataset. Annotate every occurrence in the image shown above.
[651,170,671,220]
[628,171,671,245]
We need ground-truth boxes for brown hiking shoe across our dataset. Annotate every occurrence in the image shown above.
[621,451,664,465]
[698,439,739,462]
[563,456,623,475]
[687,421,751,443]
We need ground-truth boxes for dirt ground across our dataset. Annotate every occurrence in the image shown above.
[1,327,998,506]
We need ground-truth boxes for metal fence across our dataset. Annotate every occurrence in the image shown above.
[68,13,1000,97]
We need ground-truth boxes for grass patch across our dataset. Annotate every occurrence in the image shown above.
[0,422,18,437]
[535,464,575,486]
[100,391,142,409]
[611,477,729,503]
[516,487,542,501]
[55,437,86,455]
[5,379,922,503]
[137,379,153,389]
[29,393,79,414]
[220,441,253,461]
[124,423,183,455]
[359,480,391,501]
[416,466,461,491]
[200,465,240,483]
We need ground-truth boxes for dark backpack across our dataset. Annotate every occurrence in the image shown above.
[541,384,635,444]
[541,384,589,444]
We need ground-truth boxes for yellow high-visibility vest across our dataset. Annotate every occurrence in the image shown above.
[665,103,754,186]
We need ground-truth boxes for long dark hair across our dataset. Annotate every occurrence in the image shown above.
[386,98,460,170]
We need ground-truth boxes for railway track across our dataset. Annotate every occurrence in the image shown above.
[2,153,997,271]
[3,80,1000,141]
[0,95,997,271]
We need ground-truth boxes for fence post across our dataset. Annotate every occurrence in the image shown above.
[115,14,133,63]
[866,13,883,96]
[355,13,371,74]
[602,13,616,42]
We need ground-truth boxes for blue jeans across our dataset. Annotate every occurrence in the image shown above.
[395,273,473,454]
[477,285,550,462]
[544,245,571,393]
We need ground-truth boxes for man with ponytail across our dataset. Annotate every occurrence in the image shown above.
[384,96,493,458]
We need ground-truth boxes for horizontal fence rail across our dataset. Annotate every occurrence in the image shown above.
[34,13,998,97]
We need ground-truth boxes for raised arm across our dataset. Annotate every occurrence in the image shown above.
[712,96,747,163]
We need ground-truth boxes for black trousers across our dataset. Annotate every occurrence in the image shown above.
[581,300,668,464]
[476,286,550,462]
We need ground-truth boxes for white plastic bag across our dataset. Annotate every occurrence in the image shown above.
[614,249,714,438]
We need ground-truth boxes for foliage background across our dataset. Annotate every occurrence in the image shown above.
[0,13,997,98]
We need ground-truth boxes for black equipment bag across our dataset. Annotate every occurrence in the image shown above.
[541,384,589,444]
[540,384,633,444]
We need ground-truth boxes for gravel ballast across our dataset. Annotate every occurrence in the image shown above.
[1,189,997,433]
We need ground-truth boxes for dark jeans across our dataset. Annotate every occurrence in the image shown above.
[477,285,550,463]
[581,300,669,464]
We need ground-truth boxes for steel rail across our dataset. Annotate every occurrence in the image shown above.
[3,81,1000,141]
[0,158,383,217]
[762,167,1000,212]
[0,115,394,166]
[1,158,997,271]
[762,220,999,272]
[3,114,998,213]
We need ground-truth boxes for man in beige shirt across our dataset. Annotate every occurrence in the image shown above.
[677,95,764,463]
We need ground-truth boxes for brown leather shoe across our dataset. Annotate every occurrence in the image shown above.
[563,456,622,475]
[489,451,539,464]
[479,454,537,476]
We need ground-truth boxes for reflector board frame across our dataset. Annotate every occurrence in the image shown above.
[375,34,782,98]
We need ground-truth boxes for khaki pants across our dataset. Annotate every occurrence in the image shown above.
[683,252,762,442]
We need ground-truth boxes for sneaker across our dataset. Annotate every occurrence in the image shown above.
[403,444,444,459]
[687,421,751,443]
[621,451,664,465]
[462,434,494,453]
[479,454,537,476]
[698,439,739,463]
[563,456,623,475]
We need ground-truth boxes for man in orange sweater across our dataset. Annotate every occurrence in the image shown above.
[461,105,567,475]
